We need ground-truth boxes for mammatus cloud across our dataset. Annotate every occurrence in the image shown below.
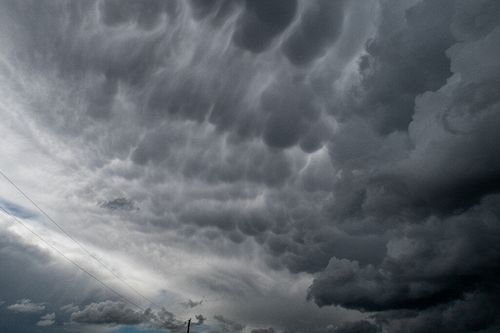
[232,0,298,53]
[282,0,347,66]
[0,0,499,332]
[36,312,56,327]
[7,299,45,314]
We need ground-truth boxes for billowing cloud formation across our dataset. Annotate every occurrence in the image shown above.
[307,0,500,312]
[36,313,56,327]
[71,301,144,325]
[0,0,499,332]
[7,299,45,314]
[310,198,500,312]
[71,300,188,331]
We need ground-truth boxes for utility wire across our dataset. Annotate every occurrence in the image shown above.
[0,169,162,309]
[0,206,146,312]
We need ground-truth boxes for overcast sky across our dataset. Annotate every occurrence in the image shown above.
[0,0,499,332]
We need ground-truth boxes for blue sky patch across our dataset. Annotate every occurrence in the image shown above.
[109,326,168,333]
[0,197,38,220]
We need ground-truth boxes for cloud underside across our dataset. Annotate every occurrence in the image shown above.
[70,300,190,331]
[7,299,45,314]
[0,0,500,332]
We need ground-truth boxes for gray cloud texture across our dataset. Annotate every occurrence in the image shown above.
[70,300,189,331]
[331,320,380,333]
[100,197,138,211]
[7,299,46,314]
[182,299,203,308]
[213,314,245,332]
[70,301,145,325]
[0,0,499,332]
[36,312,56,327]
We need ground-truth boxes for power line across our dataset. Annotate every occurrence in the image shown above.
[0,206,146,312]
[0,169,163,309]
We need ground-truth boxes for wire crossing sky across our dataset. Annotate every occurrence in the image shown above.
[1,1,500,333]
[0,168,163,310]
[0,206,147,313]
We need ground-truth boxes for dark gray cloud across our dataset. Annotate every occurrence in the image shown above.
[260,76,323,149]
[71,300,188,331]
[0,0,499,332]
[282,0,347,66]
[70,301,144,325]
[316,0,500,231]
[188,0,236,23]
[251,328,275,333]
[181,299,203,308]
[373,292,500,333]
[343,0,456,134]
[303,0,500,330]
[310,195,500,311]
[100,197,138,211]
[331,321,380,333]
[233,0,297,53]
[213,314,245,332]
[195,314,206,325]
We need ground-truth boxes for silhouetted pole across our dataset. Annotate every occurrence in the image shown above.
[187,318,191,333]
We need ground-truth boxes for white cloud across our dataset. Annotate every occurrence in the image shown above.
[7,299,45,313]
[37,312,56,327]
[60,303,80,313]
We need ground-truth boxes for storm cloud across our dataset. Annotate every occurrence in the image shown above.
[330,320,380,333]
[70,300,189,331]
[0,0,499,332]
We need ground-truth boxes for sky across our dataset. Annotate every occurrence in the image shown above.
[0,0,499,332]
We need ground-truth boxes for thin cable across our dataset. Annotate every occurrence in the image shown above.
[0,169,162,309]
[0,206,146,312]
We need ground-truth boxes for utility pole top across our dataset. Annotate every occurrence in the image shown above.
[186,318,191,333]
